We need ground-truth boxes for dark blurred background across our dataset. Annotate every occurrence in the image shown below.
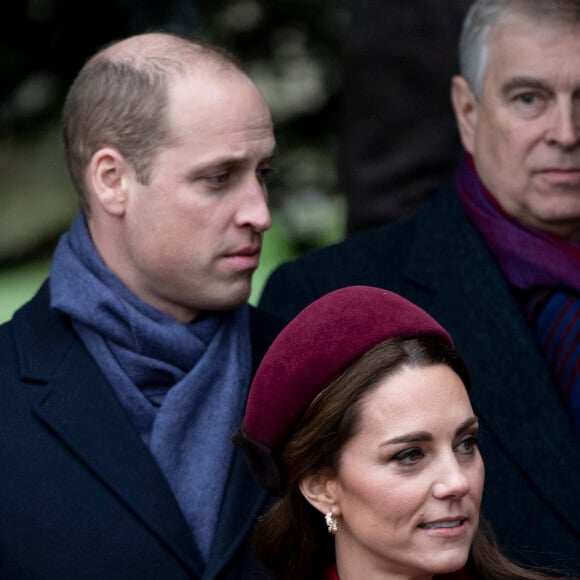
[0,0,349,321]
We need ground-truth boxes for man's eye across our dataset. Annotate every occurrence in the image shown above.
[515,92,538,105]
[511,91,547,118]
[206,173,229,186]
[257,166,273,184]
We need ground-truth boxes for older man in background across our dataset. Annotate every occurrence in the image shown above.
[260,0,580,571]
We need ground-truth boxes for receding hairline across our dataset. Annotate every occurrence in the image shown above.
[486,7,580,84]
[91,32,243,77]
[460,0,580,97]
[488,3,580,40]
[61,32,248,213]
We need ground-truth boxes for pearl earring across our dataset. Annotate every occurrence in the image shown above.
[325,510,338,534]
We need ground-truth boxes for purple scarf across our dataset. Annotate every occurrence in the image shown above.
[456,155,580,438]
[455,154,580,293]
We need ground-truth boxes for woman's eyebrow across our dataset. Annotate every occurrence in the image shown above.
[382,417,478,446]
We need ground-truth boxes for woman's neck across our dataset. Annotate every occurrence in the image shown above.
[335,546,434,580]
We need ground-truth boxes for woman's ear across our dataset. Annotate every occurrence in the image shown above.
[299,473,341,517]
[451,75,478,155]
[88,147,131,216]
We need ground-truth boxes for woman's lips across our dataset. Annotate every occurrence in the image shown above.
[418,518,469,537]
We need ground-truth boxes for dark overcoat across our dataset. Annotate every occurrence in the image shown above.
[260,189,580,573]
[0,282,281,579]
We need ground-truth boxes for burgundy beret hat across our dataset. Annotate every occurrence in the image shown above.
[236,286,452,492]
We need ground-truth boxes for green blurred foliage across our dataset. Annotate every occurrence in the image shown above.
[0,260,50,324]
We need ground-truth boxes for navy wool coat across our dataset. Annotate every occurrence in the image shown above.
[0,282,282,579]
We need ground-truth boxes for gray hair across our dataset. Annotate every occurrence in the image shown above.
[459,0,580,99]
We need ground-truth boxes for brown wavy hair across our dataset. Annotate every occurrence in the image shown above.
[253,336,562,580]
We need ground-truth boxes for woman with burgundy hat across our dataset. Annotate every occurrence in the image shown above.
[235,286,561,580]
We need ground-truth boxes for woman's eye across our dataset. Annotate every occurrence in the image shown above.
[393,448,424,465]
[456,435,478,455]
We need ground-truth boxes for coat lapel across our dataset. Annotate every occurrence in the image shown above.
[404,193,580,536]
[203,307,284,579]
[13,284,202,577]
[203,448,269,579]
[15,285,285,579]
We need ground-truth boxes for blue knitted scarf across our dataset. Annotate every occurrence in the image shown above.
[50,213,252,561]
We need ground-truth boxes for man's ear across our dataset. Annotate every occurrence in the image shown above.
[88,147,131,216]
[299,473,341,517]
[451,75,478,155]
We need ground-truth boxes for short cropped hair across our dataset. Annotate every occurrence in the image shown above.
[62,34,242,214]
[459,0,580,99]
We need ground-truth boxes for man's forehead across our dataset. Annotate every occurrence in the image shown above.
[489,10,580,49]
[484,15,580,81]
[162,74,273,151]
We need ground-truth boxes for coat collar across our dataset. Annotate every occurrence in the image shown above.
[12,283,281,578]
[13,282,203,576]
[403,191,580,536]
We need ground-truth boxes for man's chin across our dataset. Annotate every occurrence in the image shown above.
[202,284,253,313]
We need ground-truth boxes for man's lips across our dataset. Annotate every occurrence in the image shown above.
[533,167,580,184]
[222,246,262,269]
[537,167,580,172]
[224,245,261,258]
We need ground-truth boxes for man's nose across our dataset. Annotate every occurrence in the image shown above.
[236,177,272,232]
[545,98,580,148]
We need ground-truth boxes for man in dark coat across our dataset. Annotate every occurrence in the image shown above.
[0,32,280,579]
[260,0,580,572]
